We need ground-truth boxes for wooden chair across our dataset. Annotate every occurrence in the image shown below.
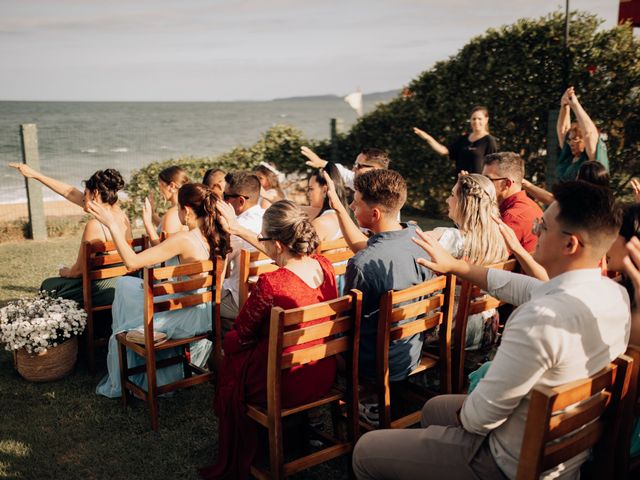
[246,290,362,479]
[115,257,224,431]
[368,273,456,429]
[516,354,634,480]
[617,345,640,479]
[238,248,278,309]
[81,236,147,374]
[317,238,354,277]
[452,258,517,393]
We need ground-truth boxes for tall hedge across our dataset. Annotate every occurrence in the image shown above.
[326,11,640,214]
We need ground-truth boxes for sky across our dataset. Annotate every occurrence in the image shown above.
[0,0,624,101]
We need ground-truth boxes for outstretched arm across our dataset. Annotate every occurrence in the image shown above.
[413,127,449,156]
[557,88,572,146]
[522,179,554,206]
[322,171,368,252]
[9,163,84,207]
[567,88,599,160]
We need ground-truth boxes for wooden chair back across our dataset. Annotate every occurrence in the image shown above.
[616,345,640,478]
[81,236,147,374]
[453,258,517,393]
[116,256,225,431]
[246,290,363,479]
[317,238,353,276]
[373,273,456,429]
[516,354,633,480]
[238,248,278,309]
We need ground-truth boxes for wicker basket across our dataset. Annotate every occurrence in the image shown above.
[13,336,78,382]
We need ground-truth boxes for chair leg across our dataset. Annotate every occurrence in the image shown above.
[146,351,159,432]
[182,345,192,379]
[268,420,284,480]
[117,341,130,407]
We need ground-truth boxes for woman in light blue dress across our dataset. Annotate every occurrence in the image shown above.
[87,183,231,398]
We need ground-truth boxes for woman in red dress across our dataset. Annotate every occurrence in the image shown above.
[201,200,338,479]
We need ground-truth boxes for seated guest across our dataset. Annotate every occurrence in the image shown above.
[556,86,608,182]
[202,167,226,193]
[142,166,189,246]
[523,160,610,206]
[254,163,286,209]
[89,183,230,397]
[301,145,389,190]
[201,200,339,479]
[219,172,265,324]
[306,163,349,242]
[9,163,131,307]
[482,152,542,253]
[353,181,629,480]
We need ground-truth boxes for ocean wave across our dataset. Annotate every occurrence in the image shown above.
[110,147,129,153]
[81,148,98,153]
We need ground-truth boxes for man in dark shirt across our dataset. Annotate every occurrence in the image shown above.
[482,152,542,253]
[344,170,432,382]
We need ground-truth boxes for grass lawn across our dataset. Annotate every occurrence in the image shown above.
[0,211,448,479]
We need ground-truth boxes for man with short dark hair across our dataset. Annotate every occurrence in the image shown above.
[352,181,630,479]
[220,172,265,323]
[301,146,390,190]
[344,170,433,415]
[483,152,542,252]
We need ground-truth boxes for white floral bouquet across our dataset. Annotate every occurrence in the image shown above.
[0,292,87,355]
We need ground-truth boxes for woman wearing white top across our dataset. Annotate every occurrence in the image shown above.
[306,163,349,242]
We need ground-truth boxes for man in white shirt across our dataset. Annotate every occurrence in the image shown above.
[301,146,389,190]
[220,172,265,325]
[353,181,630,480]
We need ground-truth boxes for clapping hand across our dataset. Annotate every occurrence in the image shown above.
[629,178,640,204]
[86,200,116,228]
[412,228,459,274]
[215,200,241,235]
[142,197,153,225]
[301,146,327,169]
[322,170,344,212]
[492,215,523,255]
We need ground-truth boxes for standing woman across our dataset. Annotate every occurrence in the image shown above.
[413,106,498,174]
[9,163,131,307]
[254,163,286,209]
[88,183,231,397]
[142,166,189,246]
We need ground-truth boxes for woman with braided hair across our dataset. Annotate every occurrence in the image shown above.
[86,183,231,398]
[201,199,339,479]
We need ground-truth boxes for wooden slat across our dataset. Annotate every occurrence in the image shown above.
[153,291,212,313]
[390,411,423,429]
[550,366,616,411]
[249,263,278,277]
[156,333,210,350]
[390,276,447,304]
[153,275,213,296]
[282,296,353,327]
[282,317,352,348]
[407,354,438,376]
[322,250,354,264]
[250,250,272,261]
[92,304,112,312]
[156,371,214,394]
[390,312,442,341]
[547,391,610,441]
[91,253,125,267]
[283,443,352,477]
[334,265,348,276]
[88,240,117,254]
[390,295,443,323]
[90,265,129,280]
[151,260,213,280]
[317,238,349,252]
[468,296,502,315]
[281,336,349,369]
[542,421,604,470]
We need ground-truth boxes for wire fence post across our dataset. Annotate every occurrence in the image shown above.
[546,110,559,189]
[330,118,338,163]
[20,124,47,240]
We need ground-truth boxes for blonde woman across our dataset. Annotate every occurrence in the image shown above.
[254,163,286,209]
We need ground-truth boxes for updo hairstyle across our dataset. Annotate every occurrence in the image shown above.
[84,169,125,205]
[159,165,189,187]
[262,200,319,256]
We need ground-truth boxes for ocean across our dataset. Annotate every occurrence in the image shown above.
[0,96,391,205]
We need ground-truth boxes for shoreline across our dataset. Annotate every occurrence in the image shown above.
[0,200,85,222]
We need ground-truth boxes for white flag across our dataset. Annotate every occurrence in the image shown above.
[344,90,363,117]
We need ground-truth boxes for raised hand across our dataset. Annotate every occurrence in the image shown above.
[630,178,640,204]
[413,127,432,141]
[86,200,117,228]
[9,162,38,178]
[566,86,581,109]
[458,170,470,178]
[492,215,523,254]
[301,146,327,169]
[560,87,573,107]
[321,170,344,212]
[412,228,459,273]
[215,200,241,235]
[142,197,153,225]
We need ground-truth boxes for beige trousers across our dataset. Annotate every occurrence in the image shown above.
[352,395,509,480]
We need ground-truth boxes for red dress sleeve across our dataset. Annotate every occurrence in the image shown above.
[223,275,275,354]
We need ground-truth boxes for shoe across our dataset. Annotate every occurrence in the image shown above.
[359,402,379,426]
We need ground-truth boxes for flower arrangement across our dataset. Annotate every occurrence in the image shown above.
[0,292,87,355]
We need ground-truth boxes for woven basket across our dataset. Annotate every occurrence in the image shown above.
[13,336,78,382]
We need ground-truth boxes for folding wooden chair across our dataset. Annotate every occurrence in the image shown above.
[366,273,456,429]
[81,236,147,374]
[616,345,640,479]
[238,248,278,309]
[516,354,633,480]
[452,258,517,393]
[247,290,362,479]
[115,257,224,431]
